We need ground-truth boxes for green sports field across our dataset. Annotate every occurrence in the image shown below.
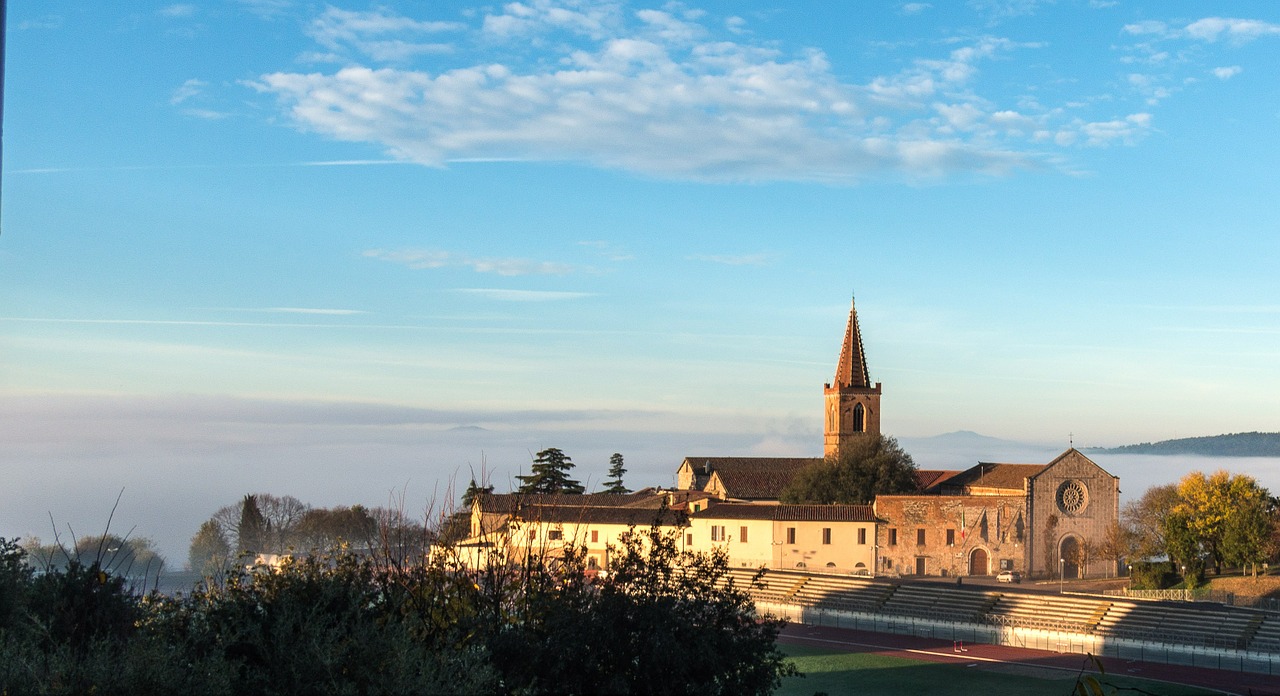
[777,643,1225,696]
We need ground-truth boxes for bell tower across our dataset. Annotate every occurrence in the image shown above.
[823,297,882,456]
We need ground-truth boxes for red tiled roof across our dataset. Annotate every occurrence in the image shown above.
[915,469,962,491]
[511,504,685,527]
[684,457,821,499]
[477,491,667,513]
[937,463,1046,493]
[690,502,878,523]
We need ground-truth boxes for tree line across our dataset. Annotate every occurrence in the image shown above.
[1121,470,1278,585]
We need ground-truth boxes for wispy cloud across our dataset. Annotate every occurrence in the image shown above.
[260,307,367,315]
[170,78,207,105]
[307,7,463,63]
[900,3,932,16]
[1212,65,1242,80]
[1124,17,1280,45]
[363,248,576,276]
[452,289,597,302]
[578,240,634,262]
[159,4,197,18]
[687,253,775,266]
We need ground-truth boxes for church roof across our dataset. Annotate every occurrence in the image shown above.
[476,490,667,514]
[510,504,685,527]
[937,463,1047,493]
[915,469,963,491]
[691,502,878,523]
[832,297,871,389]
[683,457,821,499]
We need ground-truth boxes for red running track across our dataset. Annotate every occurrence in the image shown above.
[779,623,1280,696]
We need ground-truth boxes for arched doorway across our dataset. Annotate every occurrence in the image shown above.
[968,548,989,576]
[1059,536,1081,579]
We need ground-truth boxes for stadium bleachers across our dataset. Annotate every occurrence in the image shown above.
[721,566,1280,655]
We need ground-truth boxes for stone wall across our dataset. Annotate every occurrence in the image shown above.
[1027,450,1120,578]
[874,494,1028,577]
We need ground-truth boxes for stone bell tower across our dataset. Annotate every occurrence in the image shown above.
[823,297,882,457]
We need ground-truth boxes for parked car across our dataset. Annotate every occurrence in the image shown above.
[996,570,1022,583]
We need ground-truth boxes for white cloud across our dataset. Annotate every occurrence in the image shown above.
[1212,65,1243,80]
[363,249,576,276]
[308,7,464,62]
[1077,113,1152,147]
[1125,17,1280,45]
[452,289,597,302]
[170,78,206,105]
[246,3,1235,183]
[901,3,932,16]
[1184,17,1280,45]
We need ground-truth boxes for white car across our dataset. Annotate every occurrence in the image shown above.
[996,570,1022,583]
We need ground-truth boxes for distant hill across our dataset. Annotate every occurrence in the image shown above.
[1085,432,1280,457]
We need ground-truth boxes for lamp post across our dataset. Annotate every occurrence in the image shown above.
[1059,558,1065,594]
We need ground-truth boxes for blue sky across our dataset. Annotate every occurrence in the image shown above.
[3,1,1280,561]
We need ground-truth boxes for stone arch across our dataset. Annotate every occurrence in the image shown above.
[852,403,865,432]
[1059,535,1082,579]
[968,547,990,576]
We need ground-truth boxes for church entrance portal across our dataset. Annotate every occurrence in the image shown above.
[968,548,989,576]
[1060,536,1081,579]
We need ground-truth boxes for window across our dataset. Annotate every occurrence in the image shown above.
[740,526,748,543]
[885,558,893,569]
[916,529,926,546]
[528,529,536,540]
[822,528,832,545]
[711,525,726,542]
[686,533,693,546]
[786,527,796,545]
[587,556,599,569]
[590,530,598,543]
[858,528,866,545]
[548,530,563,541]
[889,528,897,546]
[1000,559,1013,570]
[946,529,955,546]
[693,504,701,512]
[826,562,836,568]
[853,403,865,432]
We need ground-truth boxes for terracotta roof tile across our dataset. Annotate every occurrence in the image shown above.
[690,502,878,523]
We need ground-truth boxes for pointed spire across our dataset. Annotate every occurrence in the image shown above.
[833,296,871,389]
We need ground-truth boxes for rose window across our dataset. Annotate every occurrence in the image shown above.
[1057,480,1088,515]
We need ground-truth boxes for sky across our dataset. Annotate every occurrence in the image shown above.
[3,1,1280,564]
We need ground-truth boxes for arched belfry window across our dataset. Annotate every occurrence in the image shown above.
[852,403,865,432]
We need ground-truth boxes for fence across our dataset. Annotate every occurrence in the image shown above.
[1104,588,1280,613]
[762,602,1280,677]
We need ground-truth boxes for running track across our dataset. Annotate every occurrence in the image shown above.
[779,624,1280,695]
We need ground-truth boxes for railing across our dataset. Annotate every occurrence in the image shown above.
[1104,588,1280,613]
[763,602,1280,676]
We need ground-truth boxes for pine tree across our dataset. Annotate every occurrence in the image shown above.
[516,448,584,494]
[238,494,268,553]
[461,478,495,508]
[603,452,630,494]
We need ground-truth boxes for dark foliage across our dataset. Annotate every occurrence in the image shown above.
[780,435,918,505]
[516,447,585,494]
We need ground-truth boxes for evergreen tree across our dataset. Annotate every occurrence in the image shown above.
[603,452,630,494]
[516,448,584,494]
[461,478,495,508]
[238,494,268,554]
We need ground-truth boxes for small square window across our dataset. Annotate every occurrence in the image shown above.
[591,530,598,543]
[548,530,563,541]
[888,529,898,546]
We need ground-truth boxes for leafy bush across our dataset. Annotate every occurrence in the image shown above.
[1129,561,1178,590]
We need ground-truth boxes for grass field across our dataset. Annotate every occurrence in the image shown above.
[776,643,1225,696]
